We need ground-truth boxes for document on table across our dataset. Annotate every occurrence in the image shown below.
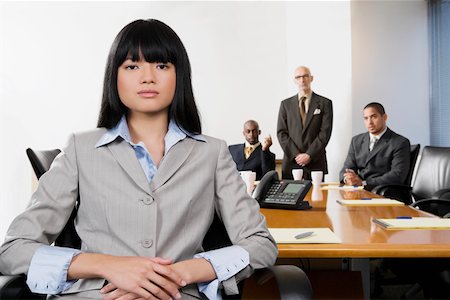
[337,198,405,206]
[268,228,342,244]
[373,218,450,230]
[321,185,364,190]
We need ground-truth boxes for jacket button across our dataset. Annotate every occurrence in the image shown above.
[142,196,154,205]
[142,239,153,248]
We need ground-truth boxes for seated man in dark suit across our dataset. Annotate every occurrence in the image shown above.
[229,120,276,180]
[340,102,410,190]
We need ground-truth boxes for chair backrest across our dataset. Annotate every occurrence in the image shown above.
[26,148,61,179]
[412,146,450,200]
[405,144,420,186]
[411,199,450,218]
[26,148,81,249]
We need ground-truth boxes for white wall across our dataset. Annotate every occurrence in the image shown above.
[351,0,429,146]
[0,1,428,241]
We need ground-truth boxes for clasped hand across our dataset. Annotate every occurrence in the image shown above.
[343,169,363,186]
[100,256,186,300]
[295,153,311,166]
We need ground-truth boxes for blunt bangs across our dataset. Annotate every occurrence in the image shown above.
[115,20,180,67]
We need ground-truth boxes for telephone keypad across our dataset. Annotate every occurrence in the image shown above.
[264,182,298,205]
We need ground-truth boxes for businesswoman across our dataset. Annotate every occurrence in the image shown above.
[0,19,277,300]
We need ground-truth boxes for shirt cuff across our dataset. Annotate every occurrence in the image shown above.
[362,180,367,186]
[194,245,249,299]
[27,245,81,294]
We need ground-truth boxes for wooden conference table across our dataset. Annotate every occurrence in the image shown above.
[260,184,450,258]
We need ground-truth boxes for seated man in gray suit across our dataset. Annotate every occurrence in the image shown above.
[229,120,276,180]
[340,102,410,190]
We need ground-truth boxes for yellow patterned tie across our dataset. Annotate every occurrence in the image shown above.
[245,146,253,159]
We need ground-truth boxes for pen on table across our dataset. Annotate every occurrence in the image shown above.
[295,231,314,239]
[361,197,372,200]
[396,216,413,219]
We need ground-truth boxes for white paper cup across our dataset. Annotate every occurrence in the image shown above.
[240,171,257,195]
[311,171,323,184]
[311,185,323,201]
[292,169,304,181]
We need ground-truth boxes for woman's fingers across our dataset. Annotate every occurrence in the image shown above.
[101,282,117,294]
[150,257,173,265]
[153,261,187,287]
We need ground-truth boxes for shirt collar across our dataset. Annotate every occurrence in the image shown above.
[369,127,388,141]
[245,141,260,149]
[298,91,313,101]
[95,115,205,149]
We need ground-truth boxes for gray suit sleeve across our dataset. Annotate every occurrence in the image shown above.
[214,140,278,293]
[366,138,411,187]
[0,134,79,275]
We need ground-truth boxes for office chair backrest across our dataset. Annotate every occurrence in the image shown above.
[406,144,420,186]
[26,148,61,179]
[411,199,450,218]
[26,148,81,249]
[412,146,450,200]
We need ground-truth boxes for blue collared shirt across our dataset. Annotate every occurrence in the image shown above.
[27,116,248,300]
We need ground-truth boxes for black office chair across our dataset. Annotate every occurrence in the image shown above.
[0,148,313,300]
[25,148,61,180]
[371,144,420,204]
[372,145,450,204]
[404,144,420,187]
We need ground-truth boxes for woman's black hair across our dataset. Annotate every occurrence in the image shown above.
[97,19,201,134]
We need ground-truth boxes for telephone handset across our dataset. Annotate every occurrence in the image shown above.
[252,170,312,210]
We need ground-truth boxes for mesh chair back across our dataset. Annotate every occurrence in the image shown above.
[412,146,450,200]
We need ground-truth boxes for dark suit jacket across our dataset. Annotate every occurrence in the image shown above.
[228,143,275,180]
[339,127,411,190]
[277,92,333,179]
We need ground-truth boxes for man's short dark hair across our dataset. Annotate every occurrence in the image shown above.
[364,102,385,115]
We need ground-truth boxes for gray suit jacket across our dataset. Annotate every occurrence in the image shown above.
[0,129,277,299]
[339,127,411,189]
[277,92,333,179]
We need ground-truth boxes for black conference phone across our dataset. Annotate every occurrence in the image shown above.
[252,170,312,210]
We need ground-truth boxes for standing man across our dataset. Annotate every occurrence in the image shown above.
[229,120,276,180]
[340,102,410,190]
[277,66,333,180]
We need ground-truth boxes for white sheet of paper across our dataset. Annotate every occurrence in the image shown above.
[373,218,450,230]
[321,185,364,190]
[268,228,342,244]
[337,198,405,206]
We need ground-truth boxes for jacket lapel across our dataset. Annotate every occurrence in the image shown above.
[246,144,261,162]
[290,95,304,131]
[107,139,151,194]
[151,138,196,191]
[238,144,246,162]
[365,128,391,164]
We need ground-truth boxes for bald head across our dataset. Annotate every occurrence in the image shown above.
[243,120,260,145]
[294,66,313,95]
